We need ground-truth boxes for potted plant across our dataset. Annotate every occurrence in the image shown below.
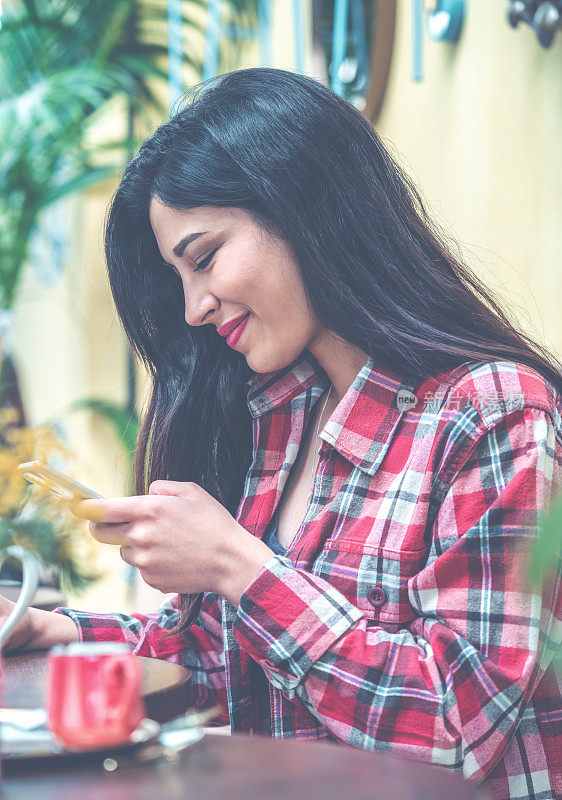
[0,407,100,595]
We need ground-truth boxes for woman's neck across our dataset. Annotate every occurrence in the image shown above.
[307,334,370,407]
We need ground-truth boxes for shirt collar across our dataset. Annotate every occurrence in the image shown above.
[246,350,417,476]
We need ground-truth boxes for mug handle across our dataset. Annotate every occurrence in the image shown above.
[0,546,40,649]
[103,655,143,724]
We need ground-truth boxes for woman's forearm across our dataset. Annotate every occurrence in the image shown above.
[23,607,80,650]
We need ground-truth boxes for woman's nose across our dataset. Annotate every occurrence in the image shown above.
[183,290,218,328]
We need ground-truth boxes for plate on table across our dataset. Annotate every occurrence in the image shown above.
[0,712,161,765]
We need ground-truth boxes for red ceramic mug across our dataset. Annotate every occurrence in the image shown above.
[46,642,145,749]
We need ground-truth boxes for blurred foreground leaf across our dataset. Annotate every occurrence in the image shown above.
[529,492,562,586]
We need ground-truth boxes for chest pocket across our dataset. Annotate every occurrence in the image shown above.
[313,540,428,628]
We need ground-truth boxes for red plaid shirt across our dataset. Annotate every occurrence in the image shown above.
[57,354,562,800]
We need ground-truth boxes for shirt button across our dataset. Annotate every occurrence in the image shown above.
[367,586,387,608]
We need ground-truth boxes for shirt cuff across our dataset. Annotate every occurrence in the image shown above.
[54,607,138,646]
[232,555,363,695]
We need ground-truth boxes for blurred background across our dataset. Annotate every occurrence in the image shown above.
[1,0,561,616]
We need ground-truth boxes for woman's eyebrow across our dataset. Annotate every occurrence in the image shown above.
[173,231,209,257]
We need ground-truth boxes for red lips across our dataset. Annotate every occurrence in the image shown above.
[218,313,250,338]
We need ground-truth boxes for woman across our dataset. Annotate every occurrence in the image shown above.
[3,68,560,799]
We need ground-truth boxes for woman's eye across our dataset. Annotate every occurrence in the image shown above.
[194,248,217,272]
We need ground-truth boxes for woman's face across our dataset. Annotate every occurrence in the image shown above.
[149,198,324,373]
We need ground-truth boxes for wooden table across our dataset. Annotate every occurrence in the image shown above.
[0,731,484,800]
[1,650,191,724]
[0,652,484,799]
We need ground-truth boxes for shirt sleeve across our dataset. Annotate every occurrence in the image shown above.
[55,591,229,723]
[232,405,562,780]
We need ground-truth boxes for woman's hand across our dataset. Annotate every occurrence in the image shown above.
[0,594,79,653]
[72,481,274,607]
[0,594,35,652]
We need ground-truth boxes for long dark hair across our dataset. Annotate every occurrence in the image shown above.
[104,67,562,634]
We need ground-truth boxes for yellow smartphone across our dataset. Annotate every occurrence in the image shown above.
[17,461,104,501]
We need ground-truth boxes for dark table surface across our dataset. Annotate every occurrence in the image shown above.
[1,730,485,800]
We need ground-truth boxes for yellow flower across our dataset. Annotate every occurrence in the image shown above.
[0,407,101,591]
[0,450,27,516]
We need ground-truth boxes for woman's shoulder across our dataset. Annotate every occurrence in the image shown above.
[419,360,562,492]
[429,358,561,430]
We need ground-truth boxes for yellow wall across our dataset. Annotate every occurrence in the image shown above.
[376,1,562,359]
[11,1,561,613]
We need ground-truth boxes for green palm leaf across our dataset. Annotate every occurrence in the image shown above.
[66,398,139,473]
[0,0,259,309]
